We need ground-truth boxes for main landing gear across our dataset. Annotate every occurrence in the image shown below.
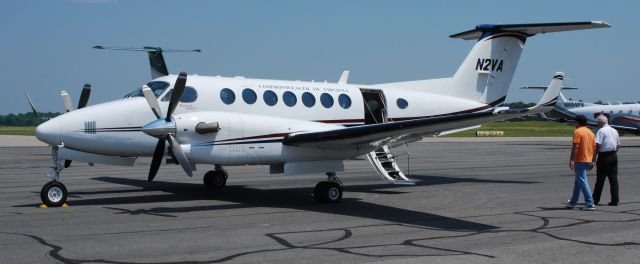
[313,172,343,203]
[203,165,228,189]
[40,146,69,207]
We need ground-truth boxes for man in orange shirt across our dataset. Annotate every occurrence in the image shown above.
[566,115,597,211]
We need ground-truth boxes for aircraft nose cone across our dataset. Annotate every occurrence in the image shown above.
[35,119,60,145]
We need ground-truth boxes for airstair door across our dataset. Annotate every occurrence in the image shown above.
[360,89,388,125]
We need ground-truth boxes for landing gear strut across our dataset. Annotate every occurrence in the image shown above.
[203,165,228,189]
[40,146,68,207]
[314,172,343,203]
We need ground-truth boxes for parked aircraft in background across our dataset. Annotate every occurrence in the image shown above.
[523,74,640,134]
[30,21,609,207]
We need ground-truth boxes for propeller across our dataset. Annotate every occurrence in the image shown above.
[60,84,92,112]
[141,72,193,181]
[78,84,91,109]
[24,91,39,117]
[60,84,92,168]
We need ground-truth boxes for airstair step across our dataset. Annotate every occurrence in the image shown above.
[367,144,412,185]
[392,180,415,185]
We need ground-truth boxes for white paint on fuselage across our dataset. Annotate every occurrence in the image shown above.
[153,75,490,121]
[568,104,640,120]
[38,74,491,165]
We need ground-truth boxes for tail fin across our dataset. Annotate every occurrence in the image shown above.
[521,73,590,110]
[447,21,610,105]
[93,46,201,79]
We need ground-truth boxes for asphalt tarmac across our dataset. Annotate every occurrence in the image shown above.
[1,137,639,263]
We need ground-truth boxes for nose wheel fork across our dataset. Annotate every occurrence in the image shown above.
[40,146,69,207]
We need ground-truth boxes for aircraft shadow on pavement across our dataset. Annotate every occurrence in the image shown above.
[407,174,539,186]
[39,176,501,232]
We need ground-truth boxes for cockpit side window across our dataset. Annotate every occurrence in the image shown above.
[124,81,170,98]
[161,86,198,103]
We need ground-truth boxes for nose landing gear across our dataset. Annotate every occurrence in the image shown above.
[313,172,343,203]
[40,146,68,207]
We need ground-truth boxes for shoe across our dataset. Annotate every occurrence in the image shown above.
[608,202,618,206]
[564,200,577,208]
[581,204,596,211]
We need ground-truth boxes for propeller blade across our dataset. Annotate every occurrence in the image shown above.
[167,134,193,177]
[77,84,91,109]
[60,90,74,112]
[24,91,39,117]
[148,138,166,182]
[166,72,187,122]
[64,159,72,168]
[142,85,162,119]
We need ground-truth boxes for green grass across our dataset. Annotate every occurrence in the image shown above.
[0,126,36,136]
[446,120,575,137]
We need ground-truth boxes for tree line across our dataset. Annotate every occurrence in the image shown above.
[0,112,62,126]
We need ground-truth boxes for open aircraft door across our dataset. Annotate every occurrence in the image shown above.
[359,89,414,185]
[360,89,388,125]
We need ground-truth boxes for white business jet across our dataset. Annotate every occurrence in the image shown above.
[32,21,609,207]
[524,74,640,134]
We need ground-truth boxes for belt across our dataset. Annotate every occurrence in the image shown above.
[599,151,617,155]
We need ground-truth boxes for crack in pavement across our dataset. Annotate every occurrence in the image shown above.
[4,202,640,263]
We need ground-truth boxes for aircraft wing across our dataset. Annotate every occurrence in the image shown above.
[609,123,639,134]
[283,81,561,149]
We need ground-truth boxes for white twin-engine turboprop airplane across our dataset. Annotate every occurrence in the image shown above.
[33,21,609,207]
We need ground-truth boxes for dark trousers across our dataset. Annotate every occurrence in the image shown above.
[593,151,619,204]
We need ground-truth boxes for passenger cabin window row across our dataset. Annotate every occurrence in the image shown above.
[220,88,355,109]
[125,83,410,111]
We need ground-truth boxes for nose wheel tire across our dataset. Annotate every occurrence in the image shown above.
[313,181,342,203]
[203,170,227,189]
[40,181,68,207]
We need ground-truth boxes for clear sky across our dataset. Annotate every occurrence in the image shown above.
[0,0,637,114]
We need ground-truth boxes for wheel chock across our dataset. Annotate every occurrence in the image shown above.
[38,203,48,209]
[61,203,69,208]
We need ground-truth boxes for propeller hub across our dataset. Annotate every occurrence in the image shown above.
[142,119,176,138]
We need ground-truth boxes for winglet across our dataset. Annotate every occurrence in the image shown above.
[338,70,350,84]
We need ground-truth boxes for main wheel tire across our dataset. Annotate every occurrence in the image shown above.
[314,181,342,203]
[40,181,68,207]
[203,170,227,189]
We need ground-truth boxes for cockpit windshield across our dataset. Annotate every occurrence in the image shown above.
[124,81,170,98]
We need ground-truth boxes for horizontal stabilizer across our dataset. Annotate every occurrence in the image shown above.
[450,21,610,40]
[92,46,202,53]
[521,86,577,90]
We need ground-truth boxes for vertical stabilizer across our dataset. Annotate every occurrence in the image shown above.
[449,29,526,105]
[448,21,610,105]
[93,46,201,79]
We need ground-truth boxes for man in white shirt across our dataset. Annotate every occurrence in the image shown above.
[593,115,621,206]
